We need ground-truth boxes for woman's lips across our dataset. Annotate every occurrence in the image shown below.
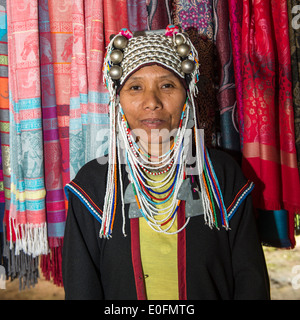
[140,118,165,129]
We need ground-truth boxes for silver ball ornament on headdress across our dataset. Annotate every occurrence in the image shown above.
[109,65,123,80]
[174,34,185,46]
[113,35,128,49]
[181,59,195,74]
[110,49,123,64]
[176,43,191,58]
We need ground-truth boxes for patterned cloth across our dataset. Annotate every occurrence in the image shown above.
[172,0,217,148]
[241,0,300,248]
[288,0,300,177]
[127,0,147,32]
[7,0,48,256]
[228,0,244,148]
[38,0,66,286]
[0,0,7,270]
[69,0,128,181]
[214,0,240,152]
[172,0,213,39]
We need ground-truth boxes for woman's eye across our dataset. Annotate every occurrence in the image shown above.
[130,85,141,91]
[162,83,174,89]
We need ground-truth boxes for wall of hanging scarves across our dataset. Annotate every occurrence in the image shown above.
[0,0,299,289]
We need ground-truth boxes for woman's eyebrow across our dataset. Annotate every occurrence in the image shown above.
[128,74,175,81]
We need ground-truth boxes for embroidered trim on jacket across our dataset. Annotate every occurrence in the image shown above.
[227,180,254,221]
[65,181,103,223]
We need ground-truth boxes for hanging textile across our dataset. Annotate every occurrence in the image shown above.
[47,0,71,200]
[288,0,300,243]
[127,0,147,32]
[69,0,128,181]
[172,0,214,38]
[172,0,218,147]
[5,0,47,288]
[213,0,240,153]
[0,0,8,270]
[0,1,38,288]
[228,0,244,149]
[38,0,66,286]
[146,0,172,30]
[7,0,48,256]
[241,0,300,248]
[288,0,300,177]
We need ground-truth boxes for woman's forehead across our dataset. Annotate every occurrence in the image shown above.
[127,65,178,80]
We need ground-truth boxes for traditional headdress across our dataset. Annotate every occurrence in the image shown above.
[101,25,228,238]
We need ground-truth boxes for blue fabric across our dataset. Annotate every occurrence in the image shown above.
[257,209,292,248]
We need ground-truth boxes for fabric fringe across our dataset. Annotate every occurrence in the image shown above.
[2,224,64,288]
[2,230,39,290]
[9,218,49,257]
[40,238,64,287]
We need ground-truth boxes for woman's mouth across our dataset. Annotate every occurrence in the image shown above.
[140,118,165,129]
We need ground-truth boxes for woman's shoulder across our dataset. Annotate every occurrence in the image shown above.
[207,148,250,201]
[69,157,109,195]
[207,148,254,222]
[76,157,107,182]
[64,157,109,219]
[208,148,244,180]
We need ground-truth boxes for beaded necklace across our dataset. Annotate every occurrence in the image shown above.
[100,93,229,238]
[117,97,191,234]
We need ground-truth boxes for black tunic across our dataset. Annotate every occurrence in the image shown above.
[62,149,270,300]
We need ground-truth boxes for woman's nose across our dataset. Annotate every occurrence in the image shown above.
[143,90,162,111]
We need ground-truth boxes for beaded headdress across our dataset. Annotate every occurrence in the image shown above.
[103,25,200,98]
[100,25,228,238]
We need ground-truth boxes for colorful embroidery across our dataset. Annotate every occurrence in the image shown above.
[227,180,254,220]
[65,181,103,223]
[65,178,254,230]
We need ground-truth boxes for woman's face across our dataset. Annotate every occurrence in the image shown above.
[119,65,186,148]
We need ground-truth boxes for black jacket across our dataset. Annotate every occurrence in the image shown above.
[62,149,270,300]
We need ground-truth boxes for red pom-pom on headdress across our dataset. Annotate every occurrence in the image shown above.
[120,28,133,39]
[165,24,180,36]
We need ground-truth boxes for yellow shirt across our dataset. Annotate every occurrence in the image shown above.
[139,171,178,300]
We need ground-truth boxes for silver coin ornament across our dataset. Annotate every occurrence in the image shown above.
[113,35,128,49]
[174,34,185,46]
[110,49,123,64]
[176,43,191,58]
[109,65,123,80]
[181,59,195,74]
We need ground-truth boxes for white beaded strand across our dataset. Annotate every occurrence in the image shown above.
[118,100,190,234]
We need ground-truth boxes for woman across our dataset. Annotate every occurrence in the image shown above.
[62,25,270,300]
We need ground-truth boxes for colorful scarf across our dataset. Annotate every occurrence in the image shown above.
[241,0,300,248]
[38,0,66,286]
[7,0,48,256]
[69,0,128,181]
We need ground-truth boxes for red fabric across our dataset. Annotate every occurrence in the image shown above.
[177,202,187,300]
[40,242,63,286]
[130,218,147,300]
[241,0,300,247]
[104,0,129,45]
